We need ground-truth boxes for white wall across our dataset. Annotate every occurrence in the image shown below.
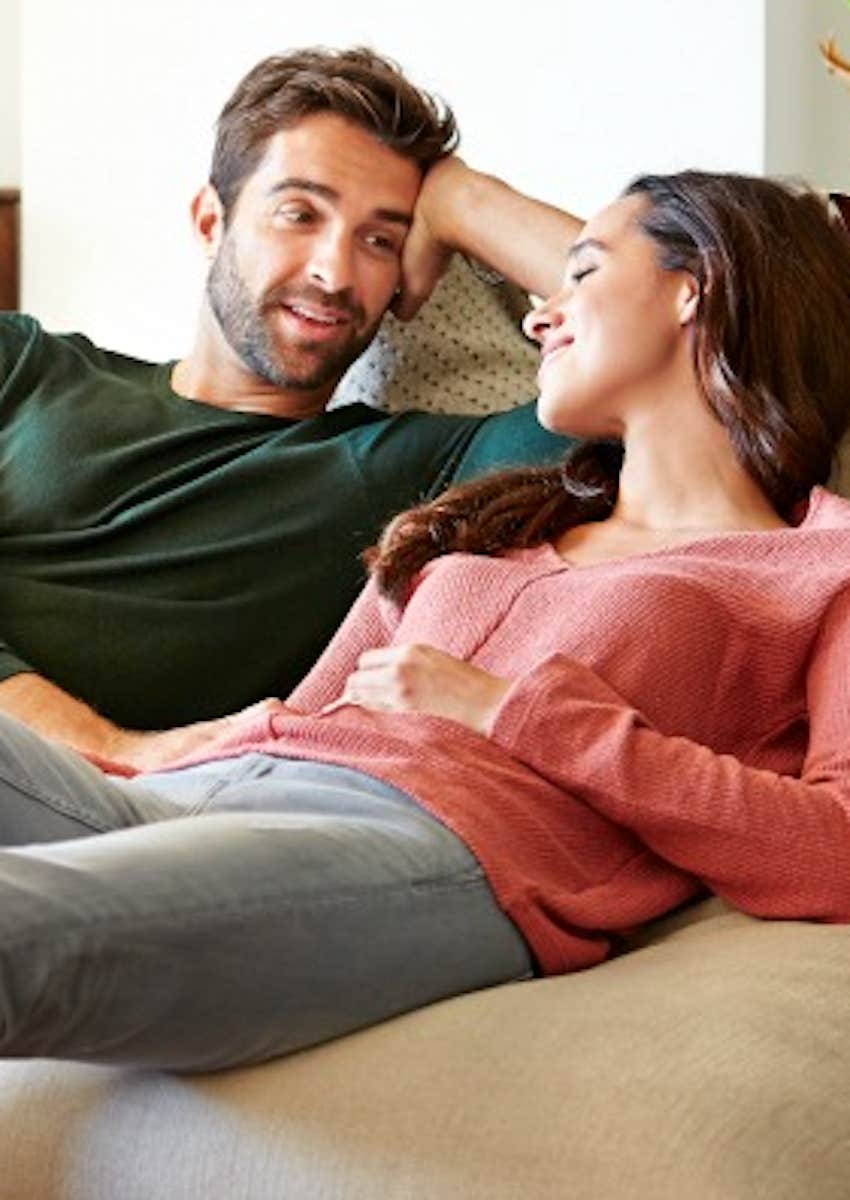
[0,0,20,186]
[17,0,849,358]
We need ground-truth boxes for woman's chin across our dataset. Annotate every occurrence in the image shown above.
[535,394,600,439]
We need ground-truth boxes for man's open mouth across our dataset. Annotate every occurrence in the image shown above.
[280,302,351,329]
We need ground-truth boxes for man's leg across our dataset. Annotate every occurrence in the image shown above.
[0,755,532,1071]
[0,712,179,844]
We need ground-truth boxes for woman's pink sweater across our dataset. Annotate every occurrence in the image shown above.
[179,486,850,974]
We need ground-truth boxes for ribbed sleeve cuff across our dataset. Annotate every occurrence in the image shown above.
[488,653,629,757]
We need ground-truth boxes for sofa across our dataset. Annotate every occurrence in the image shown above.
[3,262,850,1199]
[4,897,850,1199]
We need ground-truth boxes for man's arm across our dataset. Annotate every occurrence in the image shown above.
[395,157,583,320]
[0,673,271,773]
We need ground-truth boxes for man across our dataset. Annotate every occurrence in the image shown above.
[0,48,580,770]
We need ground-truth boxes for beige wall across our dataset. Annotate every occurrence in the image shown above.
[766,0,850,186]
[809,0,850,188]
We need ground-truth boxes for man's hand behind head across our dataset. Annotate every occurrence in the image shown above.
[392,156,470,322]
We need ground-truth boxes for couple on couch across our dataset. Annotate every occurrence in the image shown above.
[1,46,849,1072]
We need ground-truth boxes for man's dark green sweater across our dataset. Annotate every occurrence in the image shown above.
[0,314,568,728]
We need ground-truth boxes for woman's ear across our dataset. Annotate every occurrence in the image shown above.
[677,273,701,327]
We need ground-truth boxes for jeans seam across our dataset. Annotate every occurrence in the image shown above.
[410,868,485,894]
[0,868,495,952]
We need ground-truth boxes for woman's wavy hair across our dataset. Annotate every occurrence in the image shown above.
[368,171,850,603]
[211,46,458,220]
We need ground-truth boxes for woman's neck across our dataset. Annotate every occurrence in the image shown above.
[610,399,786,534]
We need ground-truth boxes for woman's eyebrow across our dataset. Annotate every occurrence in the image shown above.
[566,237,608,260]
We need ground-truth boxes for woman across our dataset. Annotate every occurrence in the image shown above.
[2,171,850,1072]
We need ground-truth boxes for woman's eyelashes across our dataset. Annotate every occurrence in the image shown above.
[570,265,597,285]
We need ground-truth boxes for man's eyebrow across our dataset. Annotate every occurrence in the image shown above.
[267,178,412,227]
[566,237,608,260]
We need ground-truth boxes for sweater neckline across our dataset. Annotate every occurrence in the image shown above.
[535,486,829,571]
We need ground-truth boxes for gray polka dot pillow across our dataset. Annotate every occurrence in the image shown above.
[332,256,538,414]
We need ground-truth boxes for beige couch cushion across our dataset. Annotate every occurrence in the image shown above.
[3,898,849,1199]
[333,255,536,414]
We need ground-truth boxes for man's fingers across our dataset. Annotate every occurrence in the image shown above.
[394,234,453,322]
[390,289,423,323]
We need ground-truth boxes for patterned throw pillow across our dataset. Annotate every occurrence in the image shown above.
[332,256,538,414]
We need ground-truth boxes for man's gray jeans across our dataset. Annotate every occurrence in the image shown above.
[0,713,532,1071]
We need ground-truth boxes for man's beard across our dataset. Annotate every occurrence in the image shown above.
[206,234,383,394]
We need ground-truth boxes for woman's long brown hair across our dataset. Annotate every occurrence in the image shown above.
[368,172,850,604]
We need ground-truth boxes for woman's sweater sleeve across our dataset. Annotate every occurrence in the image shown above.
[488,586,850,921]
[286,575,400,712]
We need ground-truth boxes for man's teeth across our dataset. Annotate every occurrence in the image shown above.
[288,304,345,326]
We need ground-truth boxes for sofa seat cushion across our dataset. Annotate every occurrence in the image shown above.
[2,897,849,1199]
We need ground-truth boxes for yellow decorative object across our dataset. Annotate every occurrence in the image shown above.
[820,33,850,85]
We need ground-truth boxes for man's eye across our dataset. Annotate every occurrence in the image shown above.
[364,232,400,254]
[276,206,314,224]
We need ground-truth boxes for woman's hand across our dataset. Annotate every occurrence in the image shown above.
[340,643,510,734]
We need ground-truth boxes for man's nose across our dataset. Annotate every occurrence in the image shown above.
[306,229,356,294]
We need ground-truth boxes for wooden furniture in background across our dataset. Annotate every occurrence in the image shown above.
[0,189,20,311]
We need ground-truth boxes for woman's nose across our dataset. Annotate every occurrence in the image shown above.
[523,298,563,344]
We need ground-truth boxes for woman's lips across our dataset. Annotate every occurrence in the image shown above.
[539,337,574,372]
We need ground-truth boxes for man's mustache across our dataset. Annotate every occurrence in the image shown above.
[261,284,365,326]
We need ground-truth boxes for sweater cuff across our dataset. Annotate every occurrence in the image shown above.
[488,653,634,754]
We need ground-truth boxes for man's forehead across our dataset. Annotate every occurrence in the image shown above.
[264,177,413,228]
[247,114,422,213]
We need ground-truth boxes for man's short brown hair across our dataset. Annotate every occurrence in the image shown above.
[211,46,459,216]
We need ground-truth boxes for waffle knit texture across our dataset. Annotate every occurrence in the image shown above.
[163,487,850,975]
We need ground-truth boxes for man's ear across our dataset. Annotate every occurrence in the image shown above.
[190,184,225,259]
[677,273,701,327]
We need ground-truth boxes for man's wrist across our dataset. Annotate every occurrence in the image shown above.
[419,156,478,248]
[433,165,522,270]
[101,724,146,762]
